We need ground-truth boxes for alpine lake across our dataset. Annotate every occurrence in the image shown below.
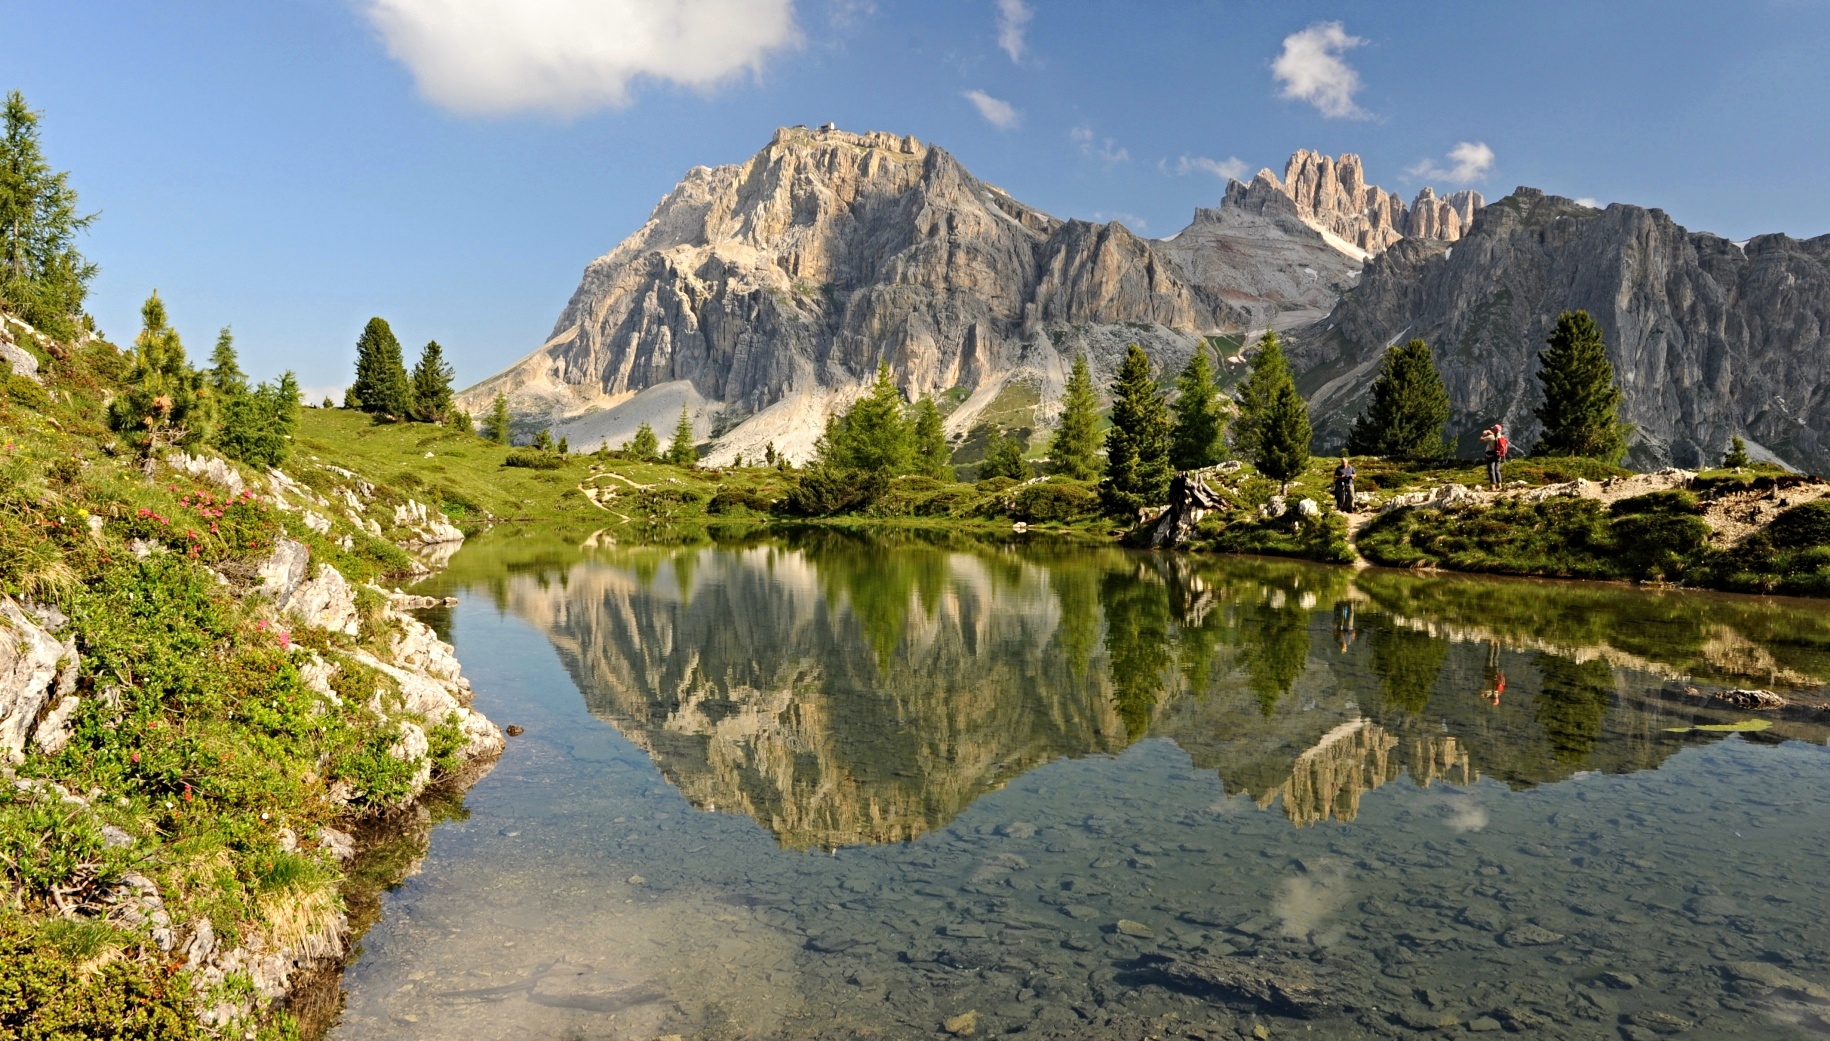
[327,527,1830,1041]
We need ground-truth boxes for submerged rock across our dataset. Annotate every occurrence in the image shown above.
[1140,952,1332,1018]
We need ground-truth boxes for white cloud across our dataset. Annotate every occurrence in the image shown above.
[364,0,800,115]
[1175,155,1248,181]
[964,89,1021,129]
[1070,124,1129,164]
[1092,211,1147,231]
[1406,141,1496,184]
[1272,21,1369,119]
[1575,197,1603,209]
[995,0,1033,63]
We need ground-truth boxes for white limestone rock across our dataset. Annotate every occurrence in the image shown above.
[165,451,245,496]
[0,596,79,763]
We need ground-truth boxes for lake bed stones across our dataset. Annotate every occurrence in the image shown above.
[1499,924,1563,947]
[1140,953,1331,1018]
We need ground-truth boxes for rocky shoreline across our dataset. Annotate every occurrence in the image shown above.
[0,452,503,1035]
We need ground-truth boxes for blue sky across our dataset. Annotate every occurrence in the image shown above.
[6,0,1828,397]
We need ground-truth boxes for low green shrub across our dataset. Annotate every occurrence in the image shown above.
[707,487,774,515]
[1195,509,1356,565]
[502,451,566,470]
[0,912,205,1040]
[780,467,886,516]
[1011,481,1098,523]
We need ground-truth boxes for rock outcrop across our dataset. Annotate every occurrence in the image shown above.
[0,598,79,762]
[1290,188,1830,473]
[1274,150,1482,255]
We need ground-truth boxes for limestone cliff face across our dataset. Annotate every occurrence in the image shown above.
[1291,188,1830,472]
[1274,150,1482,255]
[460,127,1236,463]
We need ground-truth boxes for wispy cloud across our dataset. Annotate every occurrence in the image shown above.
[1272,21,1369,120]
[827,0,876,29]
[1575,197,1603,209]
[1070,125,1129,165]
[364,0,799,115]
[1173,155,1248,181]
[964,89,1021,129]
[995,0,1033,63]
[1093,211,1148,231]
[1406,141,1496,184]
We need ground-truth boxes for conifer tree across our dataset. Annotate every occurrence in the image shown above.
[1100,344,1173,514]
[409,340,455,423]
[483,393,511,443]
[0,91,96,341]
[1344,338,1450,460]
[667,407,697,467]
[1534,310,1630,462]
[1723,435,1751,468]
[979,430,1032,481]
[349,317,411,419]
[911,398,952,480]
[820,362,911,475]
[1051,353,1101,480]
[109,292,212,455]
[1170,345,1227,470]
[627,422,659,461]
[1231,330,1289,461]
[207,327,248,398]
[533,430,553,452]
[218,371,300,469]
[1256,380,1313,495]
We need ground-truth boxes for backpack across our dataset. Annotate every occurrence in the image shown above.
[1495,435,1509,459]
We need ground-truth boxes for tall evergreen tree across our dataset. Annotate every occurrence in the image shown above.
[409,340,455,423]
[1723,435,1751,468]
[1170,345,1227,470]
[1256,381,1313,495]
[1231,330,1290,461]
[483,393,512,443]
[820,362,911,474]
[0,91,96,341]
[910,398,952,479]
[207,327,247,398]
[667,406,697,467]
[349,317,411,419]
[1534,310,1630,462]
[979,429,1032,481]
[1100,344,1173,514]
[1051,353,1102,480]
[627,422,660,461]
[1344,338,1451,460]
[109,292,214,455]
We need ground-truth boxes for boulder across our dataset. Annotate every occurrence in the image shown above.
[165,452,245,497]
[0,596,79,762]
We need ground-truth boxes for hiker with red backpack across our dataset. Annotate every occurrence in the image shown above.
[1480,423,1509,489]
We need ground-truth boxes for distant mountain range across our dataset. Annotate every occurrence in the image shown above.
[461,126,1830,474]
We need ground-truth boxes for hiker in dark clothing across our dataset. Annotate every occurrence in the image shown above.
[1332,456,1356,512]
[1480,424,1508,489]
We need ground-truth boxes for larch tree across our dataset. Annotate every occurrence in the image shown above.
[1099,344,1172,514]
[1723,436,1751,468]
[1344,338,1451,460]
[979,429,1032,481]
[483,393,512,443]
[207,327,247,398]
[1255,379,1313,495]
[910,398,952,480]
[667,406,697,467]
[820,362,910,475]
[627,422,659,461]
[1050,353,1102,480]
[1231,330,1290,461]
[1534,309,1630,462]
[1170,345,1227,470]
[348,317,411,419]
[409,340,455,423]
[0,91,96,341]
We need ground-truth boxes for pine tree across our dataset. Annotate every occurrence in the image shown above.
[1100,344,1173,514]
[1535,310,1630,462]
[1723,435,1751,468]
[667,406,697,467]
[109,292,212,455]
[557,435,569,455]
[911,398,952,479]
[979,430,1032,481]
[1256,380,1313,494]
[0,91,96,341]
[1231,330,1289,461]
[409,340,455,423]
[627,422,659,461]
[1170,345,1227,470]
[820,362,911,474]
[1051,353,1102,480]
[349,317,411,419]
[207,327,247,398]
[1344,338,1450,460]
[483,393,511,443]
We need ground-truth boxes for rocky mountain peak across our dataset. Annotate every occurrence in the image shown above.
[1239,150,1483,257]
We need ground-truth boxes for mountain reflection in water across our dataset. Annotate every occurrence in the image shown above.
[442,529,1830,846]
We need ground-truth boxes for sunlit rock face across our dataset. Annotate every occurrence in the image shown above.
[499,543,1128,848]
